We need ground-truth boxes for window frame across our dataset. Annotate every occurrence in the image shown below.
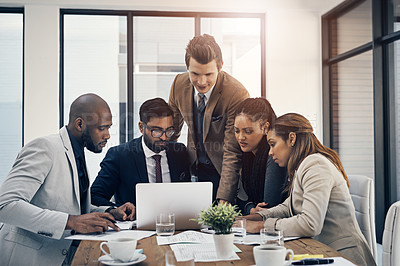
[59,9,266,143]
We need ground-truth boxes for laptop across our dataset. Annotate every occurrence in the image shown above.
[135,182,212,230]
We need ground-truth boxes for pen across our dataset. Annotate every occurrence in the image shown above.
[292,258,334,265]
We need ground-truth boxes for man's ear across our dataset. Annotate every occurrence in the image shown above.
[74,117,85,133]
[138,121,145,135]
[288,132,297,147]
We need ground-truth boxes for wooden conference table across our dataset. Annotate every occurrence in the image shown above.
[71,233,347,266]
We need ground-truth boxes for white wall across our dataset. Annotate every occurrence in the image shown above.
[0,0,344,143]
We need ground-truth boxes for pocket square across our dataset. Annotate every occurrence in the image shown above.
[211,115,223,122]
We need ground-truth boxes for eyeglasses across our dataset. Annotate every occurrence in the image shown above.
[143,123,176,138]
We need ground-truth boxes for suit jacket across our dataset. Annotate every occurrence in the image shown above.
[258,154,376,266]
[0,126,107,266]
[90,136,191,207]
[169,71,249,202]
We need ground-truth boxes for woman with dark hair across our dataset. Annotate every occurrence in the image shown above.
[234,98,287,215]
[245,113,376,266]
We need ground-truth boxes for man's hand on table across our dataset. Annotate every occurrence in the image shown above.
[109,202,135,221]
[66,212,120,234]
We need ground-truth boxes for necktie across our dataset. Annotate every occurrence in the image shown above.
[197,93,206,113]
[152,155,162,183]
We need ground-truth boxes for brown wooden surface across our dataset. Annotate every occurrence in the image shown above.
[71,235,346,266]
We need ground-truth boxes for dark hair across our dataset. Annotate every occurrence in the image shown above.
[185,34,223,70]
[234,98,278,203]
[234,98,276,126]
[139,98,173,124]
[271,113,349,193]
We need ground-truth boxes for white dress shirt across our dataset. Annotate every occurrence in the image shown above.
[141,137,171,183]
[193,84,215,109]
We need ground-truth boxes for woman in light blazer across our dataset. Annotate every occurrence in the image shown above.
[245,113,376,266]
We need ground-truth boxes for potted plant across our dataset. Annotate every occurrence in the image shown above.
[193,203,241,259]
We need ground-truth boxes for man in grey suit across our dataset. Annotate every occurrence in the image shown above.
[169,34,249,203]
[0,94,135,266]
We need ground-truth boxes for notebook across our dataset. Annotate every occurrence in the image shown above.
[135,182,213,230]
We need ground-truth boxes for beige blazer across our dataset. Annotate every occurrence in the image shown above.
[0,126,107,266]
[258,154,376,266]
[169,71,249,202]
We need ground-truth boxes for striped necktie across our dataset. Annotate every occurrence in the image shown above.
[152,155,162,183]
[197,93,206,113]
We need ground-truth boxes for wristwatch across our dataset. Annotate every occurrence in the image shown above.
[105,206,117,213]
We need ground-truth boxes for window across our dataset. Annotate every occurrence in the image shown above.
[201,18,262,97]
[132,16,194,140]
[0,10,23,184]
[323,0,373,178]
[323,0,400,242]
[331,51,374,178]
[63,15,127,179]
[61,11,265,181]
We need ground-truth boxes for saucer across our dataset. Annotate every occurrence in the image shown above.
[98,254,146,265]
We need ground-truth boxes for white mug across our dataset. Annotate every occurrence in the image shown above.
[253,245,294,266]
[100,237,137,262]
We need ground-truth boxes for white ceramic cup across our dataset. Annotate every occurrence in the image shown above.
[100,237,137,262]
[253,245,294,266]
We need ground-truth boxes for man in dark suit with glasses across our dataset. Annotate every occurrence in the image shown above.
[91,98,190,212]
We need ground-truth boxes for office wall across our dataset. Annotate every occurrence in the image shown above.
[0,0,343,143]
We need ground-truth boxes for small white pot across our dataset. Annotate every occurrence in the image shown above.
[213,233,234,259]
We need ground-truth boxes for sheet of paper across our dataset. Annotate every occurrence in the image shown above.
[157,230,214,245]
[65,230,155,241]
[241,234,300,245]
[292,257,356,266]
[114,220,136,230]
[170,243,240,262]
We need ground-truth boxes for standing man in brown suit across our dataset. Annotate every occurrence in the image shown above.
[169,34,249,203]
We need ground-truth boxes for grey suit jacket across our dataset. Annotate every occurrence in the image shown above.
[169,71,249,202]
[258,154,376,266]
[0,126,107,266]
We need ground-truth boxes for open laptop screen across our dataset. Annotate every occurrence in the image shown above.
[135,182,213,230]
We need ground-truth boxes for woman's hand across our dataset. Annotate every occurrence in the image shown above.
[250,202,269,214]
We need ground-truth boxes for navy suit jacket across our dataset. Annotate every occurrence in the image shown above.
[90,136,190,206]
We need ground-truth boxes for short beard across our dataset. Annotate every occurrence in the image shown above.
[143,133,168,153]
[81,128,102,153]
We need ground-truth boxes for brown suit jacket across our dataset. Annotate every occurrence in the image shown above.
[169,71,249,202]
[258,154,376,266]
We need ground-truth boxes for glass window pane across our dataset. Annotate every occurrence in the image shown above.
[132,16,194,142]
[331,51,374,179]
[389,0,400,34]
[331,0,372,56]
[201,18,261,97]
[64,15,127,182]
[0,13,23,184]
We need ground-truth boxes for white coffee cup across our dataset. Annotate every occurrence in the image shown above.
[100,237,137,262]
[253,245,294,266]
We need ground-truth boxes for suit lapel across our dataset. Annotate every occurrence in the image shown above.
[132,137,149,182]
[181,83,195,136]
[59,126,81,210]
[166,145,181,182]
[203,72,223,140]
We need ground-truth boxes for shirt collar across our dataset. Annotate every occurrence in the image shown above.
[193,82,215,102]
[66,127,85,160]
[141,136,166,159]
